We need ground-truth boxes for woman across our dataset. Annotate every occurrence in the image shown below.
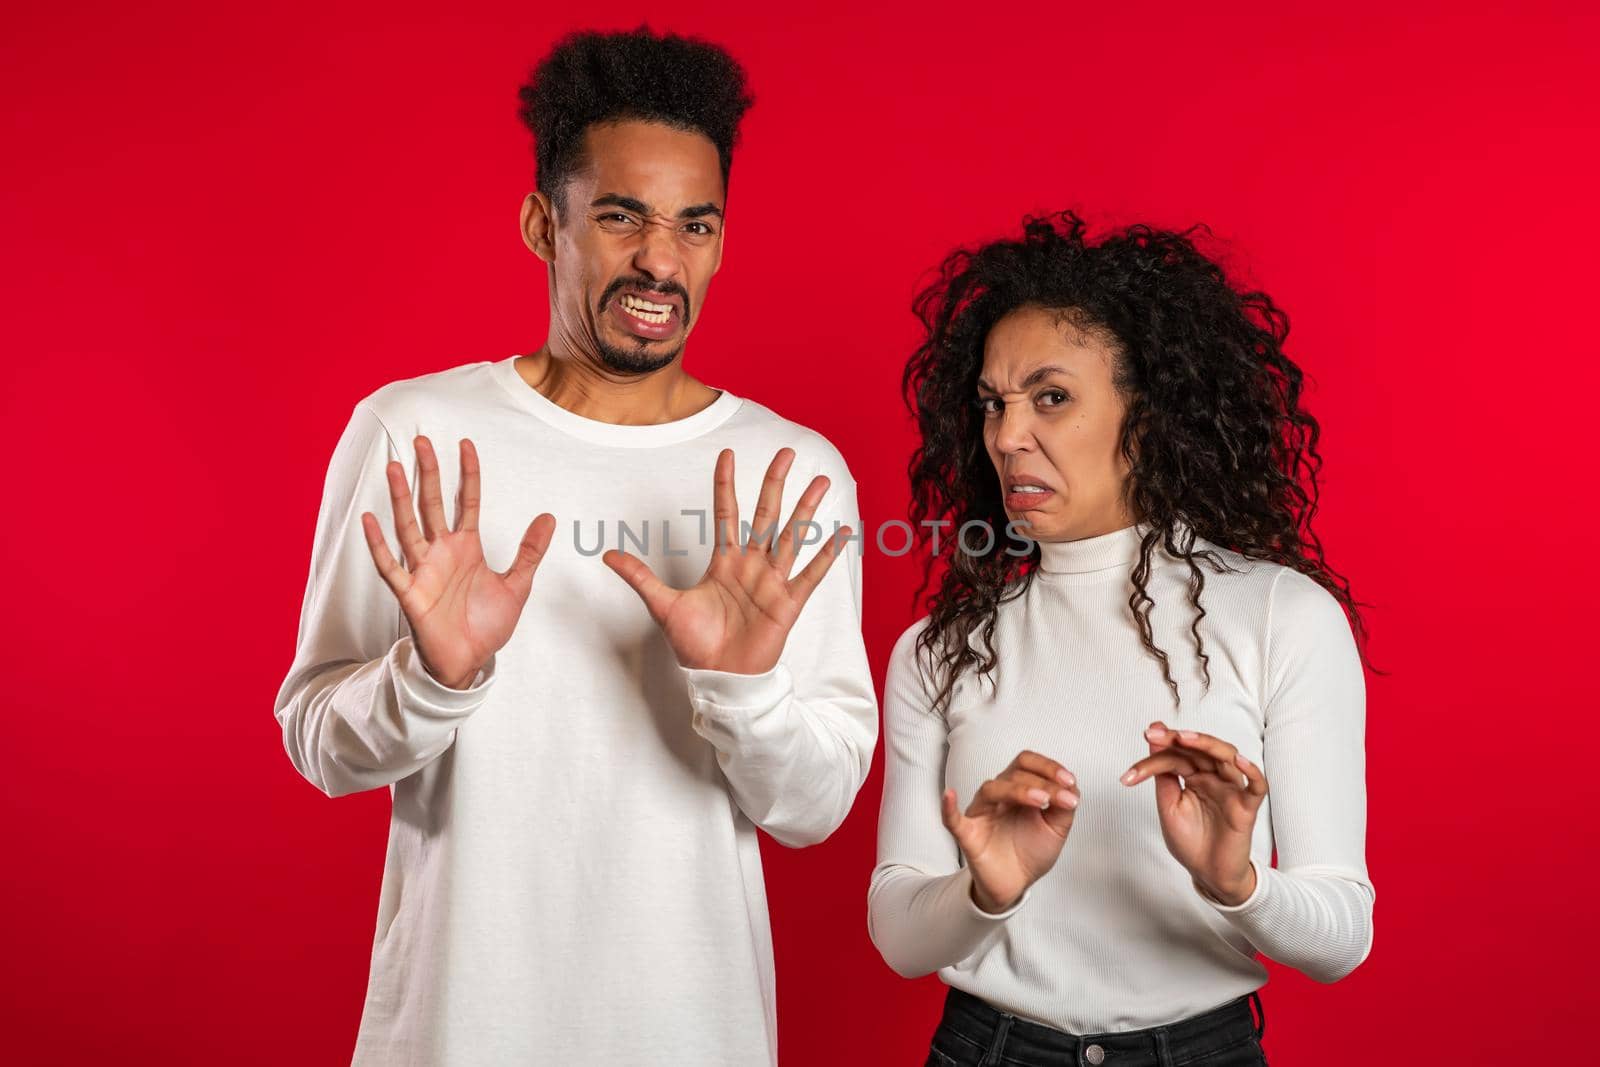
[869,211,1375,1066]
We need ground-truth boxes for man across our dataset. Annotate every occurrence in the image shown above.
[273,26,877,1065]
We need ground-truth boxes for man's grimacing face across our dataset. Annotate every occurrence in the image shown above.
[524,119,727,374]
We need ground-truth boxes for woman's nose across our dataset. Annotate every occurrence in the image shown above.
[992,404,1035,453]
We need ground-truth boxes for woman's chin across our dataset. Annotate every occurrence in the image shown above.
[1008,512,1066,541]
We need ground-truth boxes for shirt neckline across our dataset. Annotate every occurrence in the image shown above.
[1030,521,1207,586]
[1036,522,1147,575]
[490,354,743,448]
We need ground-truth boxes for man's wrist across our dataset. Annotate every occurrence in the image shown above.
[419,654,482,691]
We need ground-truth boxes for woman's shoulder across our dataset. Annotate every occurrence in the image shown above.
[1263,566,1357,647]
[1170,536,1282,597]
[882,615,945,718]
[890,611,987,663]
[887,613,975,700]
[1182,539,1354,644]
[1167,537,1349,631]
[888,614,937,677]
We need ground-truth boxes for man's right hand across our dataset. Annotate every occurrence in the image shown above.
[360,434,556,689]
[942,750,1080,913]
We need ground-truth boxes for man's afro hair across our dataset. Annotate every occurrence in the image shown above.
[517,25,755,211]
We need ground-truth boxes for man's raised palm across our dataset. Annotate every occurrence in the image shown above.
[360,435,555,689]
[603,447,850,676]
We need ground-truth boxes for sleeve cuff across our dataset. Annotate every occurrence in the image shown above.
[392,635,497,714]
[959,864,1032,922]
[1195,859,1268,914]
[679,661,793,711]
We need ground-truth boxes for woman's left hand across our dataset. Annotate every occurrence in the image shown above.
[1120,722,1268,905]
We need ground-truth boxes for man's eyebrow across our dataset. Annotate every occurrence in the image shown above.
[591,194,651,214]
[589,194,723,221]
[976,364,1076,391]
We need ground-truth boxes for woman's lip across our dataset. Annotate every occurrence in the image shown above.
[1005,488,1055,509]
[609,298,679,340]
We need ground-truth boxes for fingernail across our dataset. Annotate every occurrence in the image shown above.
[1120,768,1138,785]
[1027,788,1050,806]
[1179,730,1198,740]
[1056,789,1078,808]
[1145,724,1166,738]
[1056,769,1075,787]
[1234,753,1249,767]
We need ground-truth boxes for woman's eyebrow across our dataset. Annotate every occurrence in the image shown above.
[977,364,1074,391]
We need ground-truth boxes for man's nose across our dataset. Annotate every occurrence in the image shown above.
[631,223,682,283]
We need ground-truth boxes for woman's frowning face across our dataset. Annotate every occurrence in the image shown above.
[977,304,1135,543]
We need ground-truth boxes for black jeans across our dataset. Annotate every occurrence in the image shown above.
[925,986,1267,1066]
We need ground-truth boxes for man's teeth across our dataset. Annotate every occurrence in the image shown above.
[621,294,673,323]
[1010,485,1048,493]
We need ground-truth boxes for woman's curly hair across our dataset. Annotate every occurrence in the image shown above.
[901,209,1374,716]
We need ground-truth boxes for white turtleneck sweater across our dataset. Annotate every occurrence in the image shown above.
[868,523,1374,1032]
[273,355,876,1066]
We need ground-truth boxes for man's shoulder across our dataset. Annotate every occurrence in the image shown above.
[721,393,856,486]
[355,357,501,429]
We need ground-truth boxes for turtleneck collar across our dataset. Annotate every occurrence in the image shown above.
[1035,522,1152,575]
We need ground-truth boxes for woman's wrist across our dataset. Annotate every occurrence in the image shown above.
[969,875,1022,914]
[1195,861,1257,906]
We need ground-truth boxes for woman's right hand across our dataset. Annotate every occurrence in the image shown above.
[360,434,557,690]
[942,750,1080,913]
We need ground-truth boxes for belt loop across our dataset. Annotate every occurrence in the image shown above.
[1249,990,1265,1040]
[981,1012,1015,1067]
[1153,1026,1174,1067]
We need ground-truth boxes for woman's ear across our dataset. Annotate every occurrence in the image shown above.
[520,191,556,262]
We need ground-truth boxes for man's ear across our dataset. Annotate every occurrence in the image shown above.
[521,190,557,262]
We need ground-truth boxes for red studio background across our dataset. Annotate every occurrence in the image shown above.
[3,1,1595,1063]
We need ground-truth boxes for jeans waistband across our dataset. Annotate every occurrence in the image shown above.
[940,985,1265,1065]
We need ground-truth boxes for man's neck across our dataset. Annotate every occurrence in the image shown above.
[511,346,723,426]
